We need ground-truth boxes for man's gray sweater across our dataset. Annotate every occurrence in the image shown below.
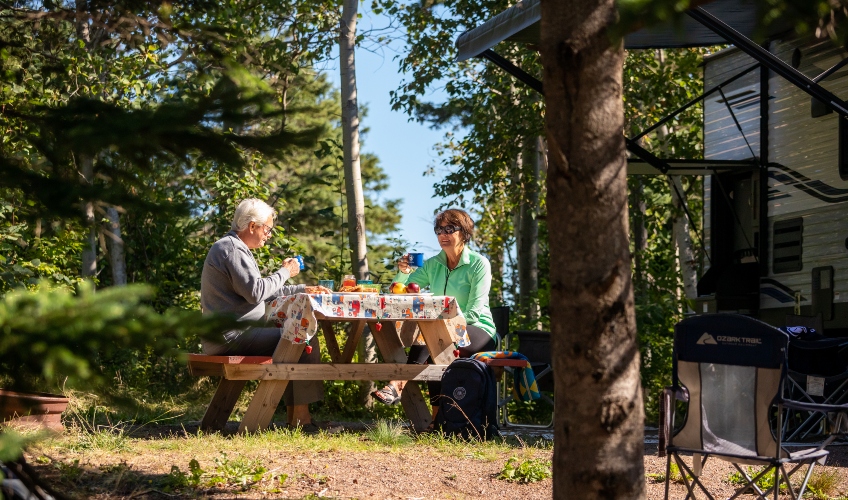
[201,231,305,322]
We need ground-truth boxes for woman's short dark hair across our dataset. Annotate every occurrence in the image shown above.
[434,208,475,243]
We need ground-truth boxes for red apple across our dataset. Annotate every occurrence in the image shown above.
[406,282,420,293]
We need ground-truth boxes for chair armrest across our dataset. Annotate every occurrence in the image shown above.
[781,399,848,435]
[658,386,688,457]
[781,399,847,413]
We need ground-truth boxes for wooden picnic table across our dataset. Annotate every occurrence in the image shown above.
[190,293,470,433]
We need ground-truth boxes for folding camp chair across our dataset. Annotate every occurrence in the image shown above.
[499,329,554,428]
[658,314,844,500]
[782,329,848,442]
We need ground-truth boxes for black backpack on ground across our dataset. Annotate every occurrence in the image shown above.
[433,358,500,440]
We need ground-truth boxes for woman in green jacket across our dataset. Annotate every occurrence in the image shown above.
[372,209,498,423]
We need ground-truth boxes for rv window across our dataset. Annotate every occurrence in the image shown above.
[773,218,803,274]
[840,116,848,181]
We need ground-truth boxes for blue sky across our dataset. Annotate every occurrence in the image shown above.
[323,9,460,258]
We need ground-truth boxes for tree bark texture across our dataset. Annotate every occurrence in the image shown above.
[340,0,376,402]
[517,138,541,325]
[540,0,645,498]
[105,207,127,286]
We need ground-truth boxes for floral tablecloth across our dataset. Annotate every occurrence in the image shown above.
[266,293,470,346]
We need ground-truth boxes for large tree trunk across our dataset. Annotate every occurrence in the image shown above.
[105,207,127,286]
[340,0,375,404]
[517,138,541,326]
[540,0,645,498]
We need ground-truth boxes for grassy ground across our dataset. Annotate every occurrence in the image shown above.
[20,419,554,499]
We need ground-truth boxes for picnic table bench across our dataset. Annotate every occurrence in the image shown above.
[189,293,475,433]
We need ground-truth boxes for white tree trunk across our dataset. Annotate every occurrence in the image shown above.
[340,0,375,403]
[668,176,698,300]
[656,121,698,301]
[340,0,368,280]
[80,156,97,278]
[105,207,127,286]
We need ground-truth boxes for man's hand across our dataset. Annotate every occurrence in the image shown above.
[305,285,332,294]
[282,258,300,277]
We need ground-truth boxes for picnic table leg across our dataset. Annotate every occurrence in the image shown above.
[238,339,306,433]
[370,321,432,432]
[341,320,366,363]
[417,320,459,365]
[200,379,248,432]
[320,320,342,363]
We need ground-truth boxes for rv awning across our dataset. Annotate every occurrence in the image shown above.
[455,0,774,62]
[627,159,759,176]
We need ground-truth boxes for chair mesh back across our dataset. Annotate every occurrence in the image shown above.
[700,363,757,455]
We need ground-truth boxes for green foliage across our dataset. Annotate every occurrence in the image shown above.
[0,0,403,437]
[726,466,785,493]
[54,458,84,483]
[496,457,552,483]
[0,430,43,462]
[647,461,691,484]
[0,282,239,393]
[365,420,413,446]
[163,459,205,490]
[624,47,712,423]
[208,452,268,488]
[806,469,842,500]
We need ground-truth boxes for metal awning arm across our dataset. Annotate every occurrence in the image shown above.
[480,49,544,94]
[632,63,760,142]
[687,7,848,118]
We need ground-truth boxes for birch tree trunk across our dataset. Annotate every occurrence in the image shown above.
[630,177,648,294]
[75,1,97,279]
[106,207,127,286]
[80,156,97,278]
[517,138,541,326]
[340,0,368,281]
[540,0,645,497]
[340,0,375,403]
[656,121,698,301]
[669,176,698,300]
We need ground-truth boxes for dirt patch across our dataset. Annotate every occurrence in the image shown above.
[18,425,848,499]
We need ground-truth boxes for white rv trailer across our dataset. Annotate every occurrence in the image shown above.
[701,39,848,333]
[455,0,848,335]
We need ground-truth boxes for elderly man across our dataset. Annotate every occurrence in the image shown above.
[201,198,330,432]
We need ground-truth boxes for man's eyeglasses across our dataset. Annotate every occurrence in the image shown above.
[258,223,274,235]
[434,225,461,235]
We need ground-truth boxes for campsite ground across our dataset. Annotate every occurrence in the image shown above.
[18,423,848,499]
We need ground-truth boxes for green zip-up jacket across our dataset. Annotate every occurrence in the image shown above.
[394,246,497,340]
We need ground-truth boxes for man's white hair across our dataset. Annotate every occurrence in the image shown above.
[231,198,276,232]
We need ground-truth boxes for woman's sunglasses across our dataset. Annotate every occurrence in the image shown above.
[434,225,461,235]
